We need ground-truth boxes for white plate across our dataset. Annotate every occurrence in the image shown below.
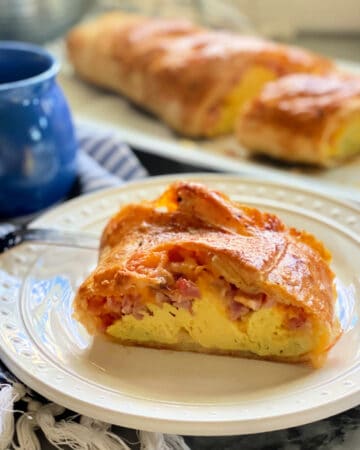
[0,174,359,436]
[58,59,360,200]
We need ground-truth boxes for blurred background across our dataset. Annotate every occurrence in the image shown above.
[0,0,359,61]
[1,0,360,187]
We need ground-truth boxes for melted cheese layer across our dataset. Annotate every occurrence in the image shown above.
[330,113,360,159]
[209,65,276,136]
[107,279,315,358]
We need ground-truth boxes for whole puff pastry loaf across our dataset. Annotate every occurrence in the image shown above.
[74,182,341,367]
[66,12,333,137]
[236,73,360,166]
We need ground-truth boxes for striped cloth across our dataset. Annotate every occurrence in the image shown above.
[76,124,147,191]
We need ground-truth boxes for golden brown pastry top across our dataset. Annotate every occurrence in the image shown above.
[239,73,360,138]
[67,12,333,110]
[80,182,336,330]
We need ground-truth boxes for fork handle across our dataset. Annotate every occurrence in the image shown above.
[0,226,99,253]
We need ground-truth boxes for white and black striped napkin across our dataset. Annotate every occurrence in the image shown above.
[76,125,147,192]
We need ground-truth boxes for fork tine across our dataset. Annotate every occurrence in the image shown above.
[0,230,23,254]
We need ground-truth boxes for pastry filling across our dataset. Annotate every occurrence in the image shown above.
[328,113,360,159]
[207,65,276,136]
[84,247,317,358]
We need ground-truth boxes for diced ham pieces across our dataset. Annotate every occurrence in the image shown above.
[175,277,201,299]
[100,313,117,330]
[228,300,250,320]
[87,296,106,314]
[120,296,133,315]
[234,294,264,311]
[286,314,307,329]
[175,299,193,312]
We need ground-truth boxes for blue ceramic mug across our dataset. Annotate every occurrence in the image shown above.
[0,41,77,218]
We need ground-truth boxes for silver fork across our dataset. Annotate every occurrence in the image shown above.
[0,225,99,253]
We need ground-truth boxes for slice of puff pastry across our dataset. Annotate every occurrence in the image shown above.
[66,12,333,137]
[74,182,341,367]
[236,73,360,166]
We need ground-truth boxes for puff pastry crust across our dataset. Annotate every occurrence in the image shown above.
[236,73,360,165]
[66,12,332,137]
[74,182,341,367]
